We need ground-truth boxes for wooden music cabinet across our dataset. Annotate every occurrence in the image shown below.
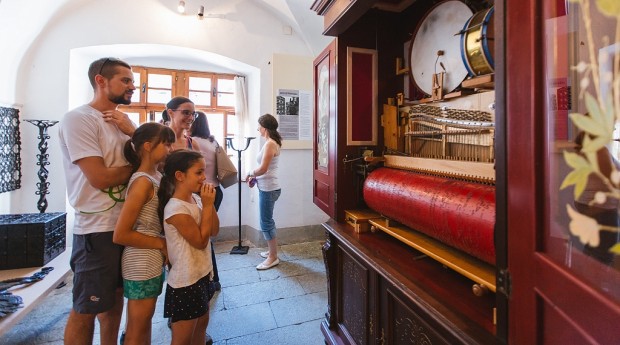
[313,0,620,343]
[321,220,496,345]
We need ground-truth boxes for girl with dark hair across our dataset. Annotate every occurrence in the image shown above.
[157,150,219,344]
[113,122,175,345]
[246,114,282,270]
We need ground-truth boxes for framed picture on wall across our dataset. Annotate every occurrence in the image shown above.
[346,47,378,145]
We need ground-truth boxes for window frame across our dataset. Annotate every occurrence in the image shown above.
[118,66,238,145]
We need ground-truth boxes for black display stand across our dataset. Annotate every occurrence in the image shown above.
[25,120,58,213]
[226,137,255,255]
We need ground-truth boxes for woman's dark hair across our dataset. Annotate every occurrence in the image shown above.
[157,150,205,224]
[189,111,214,142]
[124,122,176,172]
[258,113,282,147]
[161,96,193,123]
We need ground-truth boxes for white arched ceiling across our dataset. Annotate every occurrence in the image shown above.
[0,0,329,105]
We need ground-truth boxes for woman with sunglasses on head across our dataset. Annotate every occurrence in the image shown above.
[162,97,202,153]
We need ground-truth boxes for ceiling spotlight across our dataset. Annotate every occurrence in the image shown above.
[198,5,205,19]
[177,0,186,13]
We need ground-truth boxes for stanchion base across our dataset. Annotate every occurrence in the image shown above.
[230,245,249,255]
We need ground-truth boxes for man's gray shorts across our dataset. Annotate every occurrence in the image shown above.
[70,232,123,314]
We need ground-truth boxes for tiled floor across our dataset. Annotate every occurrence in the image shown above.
[2,240,327,345]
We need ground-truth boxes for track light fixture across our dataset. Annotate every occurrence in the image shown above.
[198,5,205,18]
[177,0,185,13]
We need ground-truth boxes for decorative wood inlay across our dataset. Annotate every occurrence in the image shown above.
[342,251,368,345]
[322,228,335,326]
[395,316,433,345]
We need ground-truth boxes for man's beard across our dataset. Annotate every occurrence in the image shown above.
[110,93,131,105]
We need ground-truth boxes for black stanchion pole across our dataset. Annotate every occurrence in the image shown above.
[25,119,59,213]
[226,137,255,255]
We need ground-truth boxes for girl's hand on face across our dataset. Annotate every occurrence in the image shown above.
[200,182,216,206]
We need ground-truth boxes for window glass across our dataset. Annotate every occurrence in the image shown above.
[189,77,211,91]
[147,89,172,104]
[189,91,211,106]
[131,72,141,103]
[217,93,235,107]
[148,73,172,88]
[125,112,140,127]
[217,78,235,93]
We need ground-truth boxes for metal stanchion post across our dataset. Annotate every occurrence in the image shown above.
[226,137,255,255]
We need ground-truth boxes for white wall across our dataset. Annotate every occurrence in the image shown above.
[0,0,329,233]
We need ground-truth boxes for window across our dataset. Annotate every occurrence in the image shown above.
[119,66,238,145]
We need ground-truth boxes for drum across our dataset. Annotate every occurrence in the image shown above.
[409,1,473,96]
[460,6,495,76]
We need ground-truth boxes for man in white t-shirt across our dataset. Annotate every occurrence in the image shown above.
[59,57,136,345]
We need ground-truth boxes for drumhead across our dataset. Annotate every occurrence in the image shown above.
[409,1,473,96]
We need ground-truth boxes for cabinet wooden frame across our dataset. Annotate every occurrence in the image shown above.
[346,47,378,146]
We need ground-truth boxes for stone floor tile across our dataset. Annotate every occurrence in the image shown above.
[207,302,276,341]
[279,241,324,261]
[270,292,328,327]
[295,271,328,294]
[218,266,260,288]
[226,319,324,345]
[256,257,324,281]
[216,249,266,271]
[213,240,255,255]
[222,277,306,309]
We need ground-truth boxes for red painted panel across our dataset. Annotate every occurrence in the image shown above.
[350,52,373,142]
[539,295,591,344]
[313,40,337,218]
[315,179,331,210]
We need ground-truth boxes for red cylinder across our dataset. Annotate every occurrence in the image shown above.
[363,167,496,264]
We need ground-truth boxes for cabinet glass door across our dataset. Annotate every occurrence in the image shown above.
[544,0,620,303]
[536,0,620,342]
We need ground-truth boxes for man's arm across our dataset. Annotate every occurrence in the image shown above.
[76,156,133,190]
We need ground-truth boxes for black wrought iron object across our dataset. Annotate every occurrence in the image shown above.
[0,106,22,193]
[25,120,59,213]
[0,267,54,318]
[225,136,255,255]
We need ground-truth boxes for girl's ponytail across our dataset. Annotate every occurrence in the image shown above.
[124,139,140,173]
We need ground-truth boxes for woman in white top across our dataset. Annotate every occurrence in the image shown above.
[246,114,282,270]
